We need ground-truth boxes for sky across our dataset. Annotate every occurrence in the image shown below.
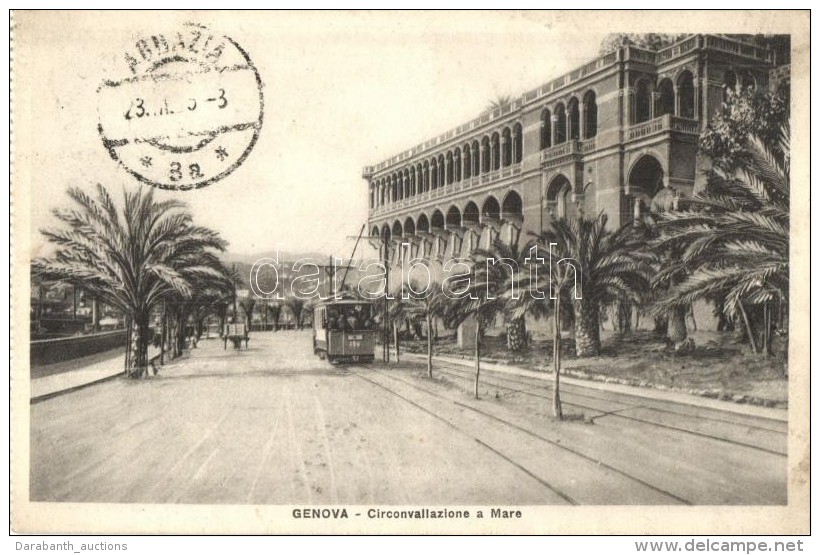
[15,11,659,261]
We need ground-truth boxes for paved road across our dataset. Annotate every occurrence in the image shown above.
[29,331,787,505]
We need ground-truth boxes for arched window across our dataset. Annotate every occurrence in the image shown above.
[369,185,374,209]
[481,196,501,222]
[430,159,438,190]
[554,103,566,144]
[463,144,472,179]
[422,162,429,192]
[463,201,480,227]
[472,140,481,176]
[491,132,501,171]
[626,154,665,225]
[568,97,580,141]
[501,127,512,167]
[501,190,523,220]
[431,210,445,231]
[446,152,454,185]
[547,175,572,219]
[453,149,461,182]
[540,108,552,149]
[416,214,429,234]
[677,71,695,119]
[404,217,415,236]
[481,136,491,173]
[437,154,445,188]
[446,206,462,229]
[634,79,652,124]
[513,123,523,163]
[657,79,674,117]
[583,91,597,138]
[410,167,416,196]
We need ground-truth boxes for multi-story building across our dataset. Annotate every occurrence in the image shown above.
[363,35,776,267]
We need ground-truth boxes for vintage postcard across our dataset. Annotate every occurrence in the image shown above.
[10,10,810,535]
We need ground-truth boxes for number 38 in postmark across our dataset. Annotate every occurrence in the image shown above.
[97,23,264,191]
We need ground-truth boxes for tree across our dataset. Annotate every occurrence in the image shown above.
[486,94,513,111]
[652,121,789,356]
[505,240,575,420]
[599,33,688,55]
[392,280,446,378]
[266,302,283,331]
[284,295,306,330]
[443,252,506,398]
[541,214,654,357]
[33,185,230,377]
[471,235,537,353]
[238,296,256,329]
[700,87,789,171]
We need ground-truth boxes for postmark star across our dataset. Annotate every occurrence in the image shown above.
[139,156,152,168]
[215,147,228,161]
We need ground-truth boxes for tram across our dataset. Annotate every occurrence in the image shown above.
[312,299,376,364]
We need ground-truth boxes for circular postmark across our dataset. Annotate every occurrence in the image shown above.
[97,23,264,191]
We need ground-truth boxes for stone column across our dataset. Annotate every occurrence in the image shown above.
[672,85,679,116]
[578,104,585,140]
[551,115,558,145]
[565,110,572,142]
[92,297,100,332]
[626,87,635,124]
[651,92,660,119]
[512,128,520,162]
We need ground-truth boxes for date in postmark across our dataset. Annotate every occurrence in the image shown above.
[97,23,264,190]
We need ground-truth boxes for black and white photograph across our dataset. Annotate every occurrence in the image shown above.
[9,10,810,536]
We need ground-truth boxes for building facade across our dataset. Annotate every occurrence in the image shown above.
[363,35,775,268]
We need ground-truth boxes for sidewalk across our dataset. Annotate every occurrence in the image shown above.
[404,352,788,422]
[30,347,160,402]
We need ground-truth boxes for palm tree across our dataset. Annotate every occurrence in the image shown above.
[651,123,789,355]
[473,235,533,352]
[487,94,513,111]
[505,241,576,420]
[392,280,446,378]
[443,253,506,399]
[33,185,230,377]
[166,262,233,356]
[541,214,654,357]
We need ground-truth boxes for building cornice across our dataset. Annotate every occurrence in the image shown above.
[362,34,771,180]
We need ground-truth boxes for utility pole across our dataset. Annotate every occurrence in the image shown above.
[231,263,237,320]
[382,229,390,363]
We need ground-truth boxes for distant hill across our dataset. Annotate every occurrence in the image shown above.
[224,250,368,293]
[223,250,331,265]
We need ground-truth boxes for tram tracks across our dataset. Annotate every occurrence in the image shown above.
[350,366,694,505]
[429,364,787,457]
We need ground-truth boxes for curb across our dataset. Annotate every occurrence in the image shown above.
[30,372,123,404]
[403,352,788,423]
